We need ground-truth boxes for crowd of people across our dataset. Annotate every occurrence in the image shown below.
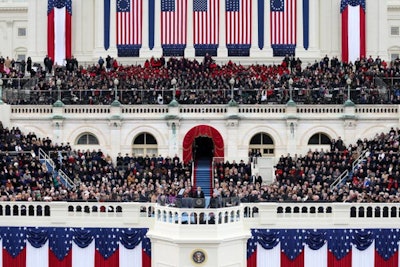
[1,54,400,105]
[1,120,400,204]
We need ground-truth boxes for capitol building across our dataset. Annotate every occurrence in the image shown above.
[0,0,400,266]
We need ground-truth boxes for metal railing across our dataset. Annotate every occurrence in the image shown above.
[0,85,395,105]
[330,149,369,190]
[38,148,76,189]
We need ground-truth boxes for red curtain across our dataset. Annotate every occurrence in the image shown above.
[182,125,224,163]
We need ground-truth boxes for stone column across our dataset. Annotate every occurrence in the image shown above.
[250,0,261,57]
[262,0,273,58]
[108,0,118,57]
[152,0,163,57]
[185,0,195,58]
[217,0,228,58]
[93,0,106,57]
[307,0,320,57]
[140,0,151,56]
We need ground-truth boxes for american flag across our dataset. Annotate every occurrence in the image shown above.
[270,0,296,46]
[161,0,187,45]
[116,0,143,46]
[226,0,252,45]
[0,227,151,267]
[247,228,400,267]
[193,0,219,46]
[47,0,72,66]
[340,0,366,63]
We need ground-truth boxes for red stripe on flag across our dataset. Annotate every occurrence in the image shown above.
[47,9,55,61]
[3,247,26,267]
[281,250,304,267]
[328,250,352,267]
[49,249,72,267]
[142,250,151,267]
[341,6,349,63]
[359,6,366,59]
[94,249,119,267]
[246,249,257,267]
[65,10,72,59]
[374,250,398,267]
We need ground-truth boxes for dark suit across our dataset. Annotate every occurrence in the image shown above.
[193,190,205,198]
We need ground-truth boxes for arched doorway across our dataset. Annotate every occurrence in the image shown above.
[193,136,214,160]
[182,125,224,163]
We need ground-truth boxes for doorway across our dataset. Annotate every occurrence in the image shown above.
[193,137,214,161]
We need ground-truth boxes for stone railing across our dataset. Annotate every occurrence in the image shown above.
[9,104,400,118]
[0,202,399,229]
[154,205,242,225]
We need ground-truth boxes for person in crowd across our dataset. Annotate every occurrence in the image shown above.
[2,54,400,105]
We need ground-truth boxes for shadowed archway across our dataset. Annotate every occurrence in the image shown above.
[182,125,224,163]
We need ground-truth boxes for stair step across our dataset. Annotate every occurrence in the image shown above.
[195,160,212,197]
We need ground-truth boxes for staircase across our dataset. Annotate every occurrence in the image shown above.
[38,148,76,189]
[330,149,369,190]
[195,159,212,197]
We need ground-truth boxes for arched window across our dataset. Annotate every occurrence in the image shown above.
[249,133,274,156]
[308,133,331,145]
[132,132,158,156]
[76,133,99,145]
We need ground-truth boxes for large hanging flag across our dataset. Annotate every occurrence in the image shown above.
[270,0,297,56]
[116,0,143,57]
[161,0,187,56]
[257,0,264,50]
[104,0,111,50]
[47,0,72,66]
[303,0,309,50]
[149,0,155,50]
[226,0,252,56]
[0,227,151,267]
[341,0,366,63]
[193,0,220,56]
[247,228,400,267]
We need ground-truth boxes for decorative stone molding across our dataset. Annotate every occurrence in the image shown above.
[226,120,238,127]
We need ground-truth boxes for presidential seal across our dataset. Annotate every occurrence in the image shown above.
[191,249,206,265]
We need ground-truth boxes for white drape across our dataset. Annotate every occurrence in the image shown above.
[72,240,95,267]
[257,242,281,267]
[347,5,361,63]
[120,242,142,267]
[304,243,327,267]
[352,241,374,267]
[26,240,48,267]
[54,7,66,66]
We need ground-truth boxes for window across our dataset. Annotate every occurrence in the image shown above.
[249,133,274,156]
[391,53,399,61]
[132,132,158,156]
[17,28,26,37]
[76,133,99,145]
[308,133,331,145]
[391,26,399,36]
[17,55,25,61]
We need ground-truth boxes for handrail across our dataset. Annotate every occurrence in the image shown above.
[38,148,76,189]
[330,170,349,190]
[191,162,194,187]
[329,149,369,190]
[2,85,394,106]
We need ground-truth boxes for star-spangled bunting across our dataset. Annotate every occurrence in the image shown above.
[248,228,400,265]
[95,228,119,259]
[49,227,73,260]
[340,0,366,12]
[281,229,307,260]
[3,227,27,257]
